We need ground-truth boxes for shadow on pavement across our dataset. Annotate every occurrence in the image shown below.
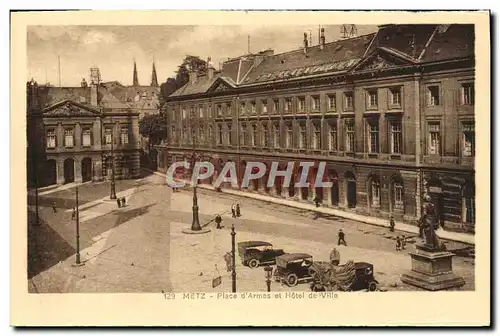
[113,203,156,229]
[27,209,76,279]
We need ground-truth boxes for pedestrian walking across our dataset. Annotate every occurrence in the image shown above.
[215,214,222,229]
[121,197,126,207]
[116,198,121,208]
[71,207,76,220]
[395,236,402,251]
[389,215,395,232]
[401,235,407,250]
[236,203,241,217]
[231,205,236,218]
[52,201,57,213]
[337,229,347,246]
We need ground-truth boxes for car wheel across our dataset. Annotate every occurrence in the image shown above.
[368,282,377,292]
[286,273,299,287]
[248,259,259,268]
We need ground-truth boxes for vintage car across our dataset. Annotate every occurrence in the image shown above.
[309,260,379,292]
[237,241,285,268]
[273,253,314,287]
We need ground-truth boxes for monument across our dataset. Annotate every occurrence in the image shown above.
[401,180,465,291]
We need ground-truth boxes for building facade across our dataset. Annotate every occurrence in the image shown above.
[27,70,141,187]
[157,24,475,233]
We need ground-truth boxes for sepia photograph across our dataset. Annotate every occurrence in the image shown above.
[11,10,490,326]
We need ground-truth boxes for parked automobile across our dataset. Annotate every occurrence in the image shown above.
[274,253,314,287]
[237,241,285,268]
[309,260,379,292]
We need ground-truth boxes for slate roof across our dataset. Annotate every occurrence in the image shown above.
[419,24,475,62]
[36,86,91,108]
[168,24,475,99]
[241,33,375,85]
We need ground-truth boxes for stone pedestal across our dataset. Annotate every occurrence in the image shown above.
[401,244,465,291]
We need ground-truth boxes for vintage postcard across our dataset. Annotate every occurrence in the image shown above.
[11,10,490,326]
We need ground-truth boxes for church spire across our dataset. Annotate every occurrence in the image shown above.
[133,60,139,86]
[151,60,158,87]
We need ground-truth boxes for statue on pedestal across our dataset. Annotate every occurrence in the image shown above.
[419,180,441,250]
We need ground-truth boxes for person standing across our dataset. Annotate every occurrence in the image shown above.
[401,235,407,250]
[231,205,236,218]
[314,196,321,208]
[337,229,347,246]
[389,215,395,232]
[215,214,222,229]
[395,236,402,251]
[52,201,57,213]
[236,203,241,217]
[116,198,121,208]
[71,207,76,220]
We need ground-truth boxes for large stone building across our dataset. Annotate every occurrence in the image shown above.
[157,24,475,233]
[27,68,142,187]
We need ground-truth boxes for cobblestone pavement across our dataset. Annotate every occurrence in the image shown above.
[28,170,475,293]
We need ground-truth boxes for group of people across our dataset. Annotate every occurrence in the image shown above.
[116,197,127,208]
[231,203,241,218]
[214,203,242,229]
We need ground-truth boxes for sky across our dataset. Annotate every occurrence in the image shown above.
[27,25,377,87]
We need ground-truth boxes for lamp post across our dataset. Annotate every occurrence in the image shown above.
[190,111,202,232]
[109,122,117,200]
[181,109,209,234]
[231,224,237,293]
[75,186,81,265]
[264,266,273,292]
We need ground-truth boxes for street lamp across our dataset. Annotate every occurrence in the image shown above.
[231,224,237,292]
[109,122,117,200]
[75,186,82,265]
[181,109,209,234]
[264,265,273,292]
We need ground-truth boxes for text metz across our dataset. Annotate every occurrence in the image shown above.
[183,293,206,299]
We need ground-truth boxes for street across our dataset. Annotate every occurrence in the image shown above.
[28,171,475,293]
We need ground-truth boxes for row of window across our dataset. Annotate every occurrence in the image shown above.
[171,119,475,157]
[46,128,129,149]
[173,82,474,120]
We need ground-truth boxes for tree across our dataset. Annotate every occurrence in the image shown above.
[159,55,208,106]
[139,114,167,148]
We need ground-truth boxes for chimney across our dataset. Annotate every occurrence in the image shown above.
[207,57,215,80]
[303,32,309,53]
[27,79,38,111]
[320,28,326,50]
[187,64,197,84]
[90,82,98,106]
[81,78,88,88]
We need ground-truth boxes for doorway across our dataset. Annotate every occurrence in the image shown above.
[345,172,356,208]
[63,158,75,184]
[43,159,57,186]
[81,157,92,182]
